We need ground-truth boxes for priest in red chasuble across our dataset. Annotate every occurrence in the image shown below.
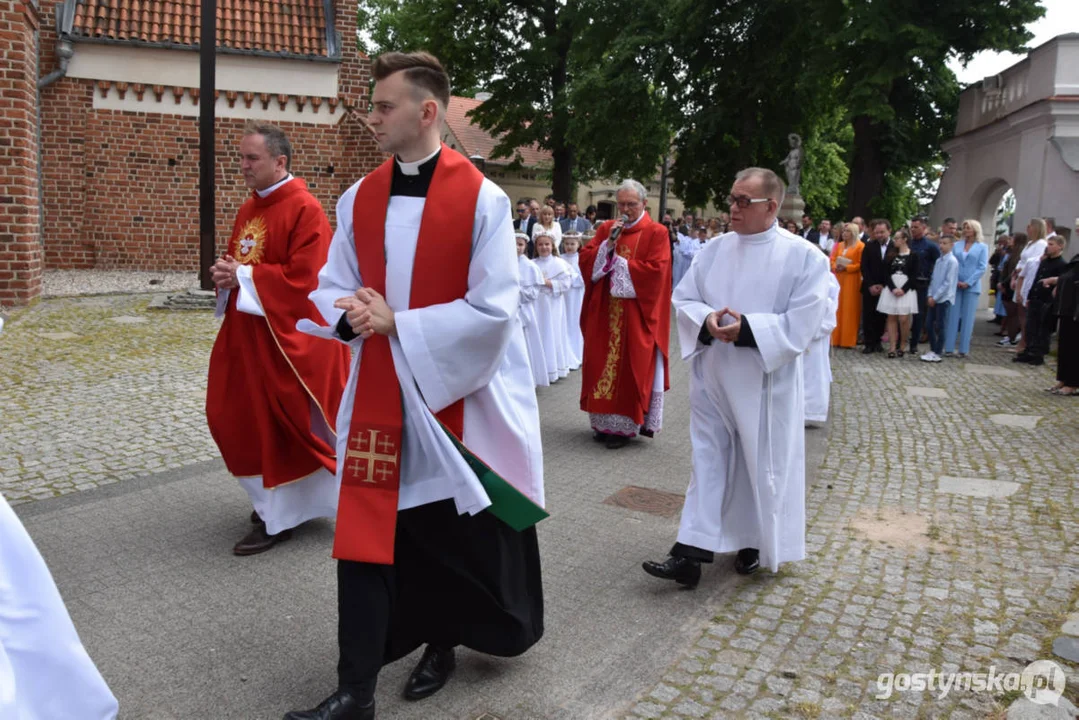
[578,180,672,449]
[284,53,544,720]
[206,122,350,556]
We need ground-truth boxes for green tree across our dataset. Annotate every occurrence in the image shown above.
[665,0,835,209]
[358,0,675,202]
[815,0,1044,219]
[800,105,853,222]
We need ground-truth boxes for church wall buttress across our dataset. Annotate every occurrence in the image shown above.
[0,0,44,307]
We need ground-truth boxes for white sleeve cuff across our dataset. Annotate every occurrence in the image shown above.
[235,265,265,317]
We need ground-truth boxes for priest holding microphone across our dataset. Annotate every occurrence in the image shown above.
[578,180,672,449]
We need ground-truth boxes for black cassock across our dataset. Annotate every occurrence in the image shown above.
[337,499,544,690]
[334,153,544,695]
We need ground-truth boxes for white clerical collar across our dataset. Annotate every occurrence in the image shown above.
[736,221,778,244]
[256,174,293,198]
[626,213,645,229]
[396,146,441,176]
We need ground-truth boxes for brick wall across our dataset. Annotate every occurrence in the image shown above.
[0,1,43,306]
[33,0,385,274]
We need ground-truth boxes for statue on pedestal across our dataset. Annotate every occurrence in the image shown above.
[780,133,803,196]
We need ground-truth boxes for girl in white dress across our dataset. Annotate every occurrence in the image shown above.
[532,231,574,381]
[560,233,585,369]
[877,228,921,357]
[516,234,550,387]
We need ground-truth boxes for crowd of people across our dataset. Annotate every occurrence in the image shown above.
[775,212,1077,394]
[6,47,1077,720]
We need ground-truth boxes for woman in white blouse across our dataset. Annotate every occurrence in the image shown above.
[531,205,563,252]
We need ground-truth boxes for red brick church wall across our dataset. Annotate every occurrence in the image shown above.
[35,0,384,273]
[0,0,44,306]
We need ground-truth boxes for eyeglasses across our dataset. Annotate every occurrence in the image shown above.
[517,208,528,213]
[726,195,771,209]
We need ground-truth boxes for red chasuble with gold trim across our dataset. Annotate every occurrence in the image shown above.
[333,146,483,565]
[577,213,672,423]
[206,179,350,489]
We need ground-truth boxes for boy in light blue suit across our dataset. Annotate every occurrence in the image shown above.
[921,235,958,362]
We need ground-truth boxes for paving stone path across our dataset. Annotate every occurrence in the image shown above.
[0,295,220,503]
[2,295,1077,718]
[627,318,1079,719]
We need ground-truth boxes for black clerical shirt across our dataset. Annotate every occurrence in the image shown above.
[336,151,442,341]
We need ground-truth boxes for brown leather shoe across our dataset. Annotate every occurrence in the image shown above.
[233,522,292,556]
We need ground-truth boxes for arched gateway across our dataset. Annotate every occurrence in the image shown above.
[933,34,1079,260]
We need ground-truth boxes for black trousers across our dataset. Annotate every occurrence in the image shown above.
[1024,300,1056,360]
[909,285,929,350]
[1058,316,1079,386]
[336,500,544,695]
[671,541,714,562]
[861,292,886,348]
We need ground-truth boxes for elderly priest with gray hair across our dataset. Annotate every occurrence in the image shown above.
[577,179,672,450]
[643,167,830,587]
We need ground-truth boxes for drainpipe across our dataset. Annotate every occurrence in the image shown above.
[38,35,73,89]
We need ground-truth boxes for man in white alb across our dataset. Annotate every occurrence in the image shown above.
[643,167,830,587]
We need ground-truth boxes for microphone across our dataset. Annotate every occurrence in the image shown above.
[609,214,629,243]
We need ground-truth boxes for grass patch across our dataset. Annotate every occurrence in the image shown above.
[788,701,822,718]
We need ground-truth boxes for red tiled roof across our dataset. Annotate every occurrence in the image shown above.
[69,0,332,58]
[444,96,551,167]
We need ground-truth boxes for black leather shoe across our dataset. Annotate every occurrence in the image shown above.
[250,510,261,524]
[861,345,876,355]
[233,522,292,556]
[605,434,630,449]
[734,548,760,575]
[283,690,373,720]
[642,556,701,588]
[403,645,456,701]
[592,430,609,443]
[1012,353,1031,363]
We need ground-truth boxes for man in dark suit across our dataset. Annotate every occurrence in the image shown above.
[514,199,536,235]
[801,214,821,246]
[861,218,893,354]
[852,216,870,242]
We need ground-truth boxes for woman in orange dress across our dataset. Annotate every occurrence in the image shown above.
[830,222,865,348]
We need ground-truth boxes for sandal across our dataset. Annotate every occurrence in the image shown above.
[897,350,905,358]
[1055,387,1078,396]
[887,351,897,358]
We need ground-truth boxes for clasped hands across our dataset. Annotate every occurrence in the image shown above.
[334,288,396,339]
[705,307,742,343]
[209,255,241,290]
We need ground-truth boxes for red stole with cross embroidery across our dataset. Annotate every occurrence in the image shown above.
[333,146,483,564]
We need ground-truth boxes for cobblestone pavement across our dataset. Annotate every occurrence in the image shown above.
[41,270,198,298]
[627,317,1079,720]
[4,294,1078,719]
[0,295,220,503]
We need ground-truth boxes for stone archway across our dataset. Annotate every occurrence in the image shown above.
[970,177,1012,240]
[931,35,1079,262]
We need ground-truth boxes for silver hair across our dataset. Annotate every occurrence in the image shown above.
[616,179,648,203]
[734,167,785,207]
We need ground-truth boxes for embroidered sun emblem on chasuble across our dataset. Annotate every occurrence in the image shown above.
[234,217,268,265]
